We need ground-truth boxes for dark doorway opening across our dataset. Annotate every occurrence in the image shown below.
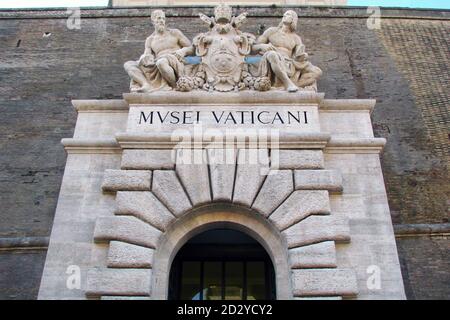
[168,228,276,300]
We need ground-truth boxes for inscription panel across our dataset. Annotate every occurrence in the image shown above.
[127,105,320,134]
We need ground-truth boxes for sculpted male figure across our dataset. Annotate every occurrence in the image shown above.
[124,10,192,92]
[253,10,322,92]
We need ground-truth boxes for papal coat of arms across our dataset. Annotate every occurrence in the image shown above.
[124,4,322,93]
[191,5,253,92]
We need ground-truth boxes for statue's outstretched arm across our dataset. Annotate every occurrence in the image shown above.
[292,37,308,61]
[177,30,191,48]
[173,30,194,59]
[252,28,276,54]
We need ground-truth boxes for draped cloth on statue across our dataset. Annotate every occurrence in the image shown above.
[131,54,185,92]
[257,51,309,89]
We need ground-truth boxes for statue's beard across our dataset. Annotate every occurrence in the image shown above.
[280,19,294,30]
[155,24,165,32]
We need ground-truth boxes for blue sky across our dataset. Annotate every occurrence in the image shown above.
[348,0,450,9]
[0,0,449,9]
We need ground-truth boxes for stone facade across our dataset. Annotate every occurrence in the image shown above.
[0,6,448,299]
[37,90,404,299]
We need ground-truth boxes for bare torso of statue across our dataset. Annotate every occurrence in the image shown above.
[264,29,300,58]
[147,31,185,59]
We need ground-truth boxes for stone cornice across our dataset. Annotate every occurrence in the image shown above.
[61,138,121,154]
[320,99,376,114]
[325,138,386,153]
[72,99,129,113]
[123,91,325,105]
[0,236,49,251]
[394,223,450,237]
[115,132,331,149]
[1,7,448,20]
[61,136,387,153]
[70,96,377,113]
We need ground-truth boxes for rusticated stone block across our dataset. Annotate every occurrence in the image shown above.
[86,268,151,296]
[152,170,192,216]
[115,191,174,231]
[107,241,154,268]
[252,170,293,216]
[294,170,343,192]
[233,149,269,207]
[289,241,337,269]
[273,150,324,169]
[292,269,358,297]
[283,215,350,248]
[175,149,211,206]
[121,150,175,170]
[102,169,151,192]
[269,190,330,231]
[207,149,237,202]
[94,216,161,249]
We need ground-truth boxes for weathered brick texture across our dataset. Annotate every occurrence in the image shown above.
[396,236,450,300]
[0,6,448,299]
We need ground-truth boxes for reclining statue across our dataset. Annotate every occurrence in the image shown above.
[252,10,322,92]
[123,10,192,92]
[124,7,322,93]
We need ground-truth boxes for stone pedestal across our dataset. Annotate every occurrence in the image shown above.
[38,91,405,299]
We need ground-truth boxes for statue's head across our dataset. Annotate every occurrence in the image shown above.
[214,4,232,24]
[280,10,298,31]
[151,10,166,32]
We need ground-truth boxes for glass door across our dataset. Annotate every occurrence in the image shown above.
[178,260,272,300]
[169,228,276,300]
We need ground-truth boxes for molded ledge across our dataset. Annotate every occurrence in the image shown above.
[61,138,121,154]
[325,138,386,154]
[61,136,385,153]
[123,91,325,105]
[320,99,376,114]
[72,99,129,112]
[116,132,331,149]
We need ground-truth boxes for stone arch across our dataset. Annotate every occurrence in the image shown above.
[151,203,292,300]
[86,149,359,300]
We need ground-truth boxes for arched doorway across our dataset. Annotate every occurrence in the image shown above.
[168,228,276,300]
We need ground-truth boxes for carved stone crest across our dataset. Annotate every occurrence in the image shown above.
[125,5,322,93]
[183,4,254,92]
